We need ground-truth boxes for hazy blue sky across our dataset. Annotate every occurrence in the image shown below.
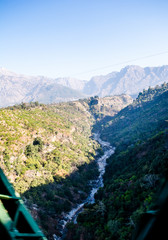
[0,0,168,80]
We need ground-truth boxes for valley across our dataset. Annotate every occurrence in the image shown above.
[0,82,168,240]
[53,134,115,240]
[67,82,168,240]
[0,94,131,239]
[1,1,168,239]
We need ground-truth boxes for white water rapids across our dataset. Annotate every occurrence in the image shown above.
[53,134,115,240]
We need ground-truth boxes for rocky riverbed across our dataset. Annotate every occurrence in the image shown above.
[53,134,115,240]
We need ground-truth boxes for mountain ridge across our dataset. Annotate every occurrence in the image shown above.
[83,65,168,97]
[1,65,168,107]
[0,68,85,107]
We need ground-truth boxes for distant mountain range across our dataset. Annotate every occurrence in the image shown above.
[0,65,168,107]
[0,68,85,107]
[83,65,168,98]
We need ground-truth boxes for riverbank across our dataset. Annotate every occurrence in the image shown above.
[53,134,115,240]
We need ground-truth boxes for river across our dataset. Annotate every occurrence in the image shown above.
[53,133,115,240]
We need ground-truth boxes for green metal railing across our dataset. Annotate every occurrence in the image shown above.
[0,168,47,240]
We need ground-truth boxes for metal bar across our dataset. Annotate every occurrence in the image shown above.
[0,194,20,200]
[14,233,47,237]
[0,200,13,233]
[0,169,47,239]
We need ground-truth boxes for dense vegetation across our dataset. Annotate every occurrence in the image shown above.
[0,100,101,238]
[0,95,130,239]
[67,83,168,240]
[1,85,167,239]
[100,82,168,150]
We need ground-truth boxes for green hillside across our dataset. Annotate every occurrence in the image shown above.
[67,83,168,240]
[101,82,168,150]
[0,101,101,237]
[0,101,97,186]
[1,86,167,239]
[0,95,130,238]
[0,96,132,239]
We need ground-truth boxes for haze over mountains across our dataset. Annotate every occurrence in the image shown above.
[83,65,168,97]
[0,65,168,107]
[0,68,84,107]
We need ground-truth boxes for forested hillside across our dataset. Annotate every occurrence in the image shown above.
[67,83,168,240]
[0,101,100,237]
[1,83,168,239]
[0,95,131,239]
[101,82,168,149]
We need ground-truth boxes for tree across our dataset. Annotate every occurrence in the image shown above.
[24,144,36,157]
[33,137,43,152]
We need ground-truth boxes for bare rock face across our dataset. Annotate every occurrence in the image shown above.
[97,95,133,117]
[88,95,133,121]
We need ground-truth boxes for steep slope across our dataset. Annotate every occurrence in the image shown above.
[0,101,99,237]
[0,101,97,190]
[83,65,168,97]
[0,95,130,239]
[68,83,168,240]
[101,82,168,148]
[86,94,133,121]
[0,68,84,107]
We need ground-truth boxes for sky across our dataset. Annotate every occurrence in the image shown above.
[0,0,168,80]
